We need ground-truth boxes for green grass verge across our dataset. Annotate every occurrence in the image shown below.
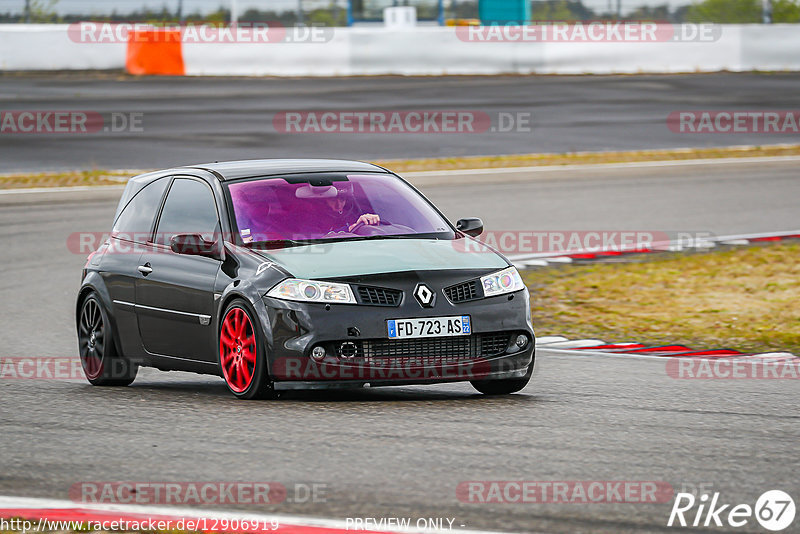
[524,242,800,355]
[375,144,800,173]
[0,170,131,189]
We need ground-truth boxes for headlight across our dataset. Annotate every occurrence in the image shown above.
[266,278,356,304]
[480,267,525,297]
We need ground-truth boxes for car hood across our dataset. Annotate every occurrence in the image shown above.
[255,238,507,279]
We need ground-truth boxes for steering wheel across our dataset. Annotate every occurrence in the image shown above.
[347,221,366,234]
[349,220,396,235]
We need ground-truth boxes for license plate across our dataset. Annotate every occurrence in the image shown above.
[387,316,471,339]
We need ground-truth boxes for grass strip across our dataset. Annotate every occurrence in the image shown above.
[0,170,131,190]
[523,242,800,355]
[374,144,800,173]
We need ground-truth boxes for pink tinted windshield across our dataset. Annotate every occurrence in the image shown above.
[227,174,452,242]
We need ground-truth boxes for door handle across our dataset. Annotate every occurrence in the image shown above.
[137,263,153,276]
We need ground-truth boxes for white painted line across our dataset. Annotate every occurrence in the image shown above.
[710,230,800,241]
[653,243,680,252]
[540,347,670,361]
[0,496,511,534]
[538,339,606,349]
[588,343,645,348]
[8,154,800,196]
[0,185,125,195]
[520,259,549,267]
[719,239,750,246]
[545,257,573,264]
[534,336,568,345]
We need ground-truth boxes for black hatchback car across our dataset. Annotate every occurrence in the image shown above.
[77,159,535,399]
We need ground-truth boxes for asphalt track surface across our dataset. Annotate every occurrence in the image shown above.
[1,162,798,533]
[2,72,800,172]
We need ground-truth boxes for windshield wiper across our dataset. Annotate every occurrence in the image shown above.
[345,234,430,242]
[246,239,315,250]
[247,234,433,248]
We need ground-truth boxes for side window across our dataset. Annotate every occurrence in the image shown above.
[155,178,220,246]
[112,178,169,243]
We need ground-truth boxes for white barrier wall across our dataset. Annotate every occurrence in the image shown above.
[0,24,125,70]
[1,23,799,76]
[740,25,800,71]
[182,31,352,77]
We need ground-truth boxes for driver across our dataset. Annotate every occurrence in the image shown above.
[318,182,380,234]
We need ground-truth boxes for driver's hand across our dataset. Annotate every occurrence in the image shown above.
[349,213,380,232]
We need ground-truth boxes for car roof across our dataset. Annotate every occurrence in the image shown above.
[185,159,389,181]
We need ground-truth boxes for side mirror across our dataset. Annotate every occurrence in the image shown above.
[456,217,484,237]
[170,233,222,260]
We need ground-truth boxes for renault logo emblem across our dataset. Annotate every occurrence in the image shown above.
[414,284,435,308]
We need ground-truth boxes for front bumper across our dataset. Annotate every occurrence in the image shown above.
[260,274,534,389]
[271,349,533,390]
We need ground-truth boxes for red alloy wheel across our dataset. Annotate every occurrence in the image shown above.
[219,307,257,393]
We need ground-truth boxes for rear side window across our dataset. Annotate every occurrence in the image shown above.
[155,178,220,246]
[112,178,169,243]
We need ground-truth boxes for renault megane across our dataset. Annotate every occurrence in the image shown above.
[76,159,535,399]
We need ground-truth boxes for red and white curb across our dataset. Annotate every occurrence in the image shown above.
[510,229,800,269]
[0,496,505,534]
[535,336,798,361]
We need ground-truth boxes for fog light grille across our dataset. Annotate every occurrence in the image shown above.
[353,332,512,366]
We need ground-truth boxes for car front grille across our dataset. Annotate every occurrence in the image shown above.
[352,332,512,366]
[444,280,481,303]
[355,285,403,306]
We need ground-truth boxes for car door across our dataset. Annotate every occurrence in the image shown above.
[102,175,170,359]
[135,176,222,362]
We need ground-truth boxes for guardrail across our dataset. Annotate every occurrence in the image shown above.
[1,23,799,75]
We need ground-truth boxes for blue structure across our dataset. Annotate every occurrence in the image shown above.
[478,0,531,24]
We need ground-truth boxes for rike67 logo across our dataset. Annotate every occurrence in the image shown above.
[668,490,795,531]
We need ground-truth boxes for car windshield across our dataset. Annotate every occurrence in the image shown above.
[227,174,454,244]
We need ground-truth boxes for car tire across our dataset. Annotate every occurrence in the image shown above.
[218,299,277,400]
[470,356,534,395]
[77,293,138,386]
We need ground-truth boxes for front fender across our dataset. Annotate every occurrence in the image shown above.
[215,279,275,374]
